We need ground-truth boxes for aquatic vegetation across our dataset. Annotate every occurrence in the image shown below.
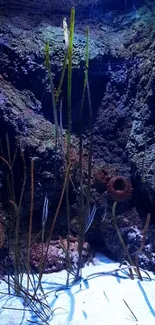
[1,6,152,325]
[134,212,151,273]
[0,131,62,324]
[141,129,147,184]
[44,7,94,284]
[112,201,138,280]
[45,42,59,148]
[27,158,34,291]
[0,137,63,323]
[82,207,152,284]
[1,1,155,324]
[76,25,90,282]
[111,201,152,281]
[34,162,71,293]
[65,6,75,285]
[83,262,151,283]
[0,135,26,293]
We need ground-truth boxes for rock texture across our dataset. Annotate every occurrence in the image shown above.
[30,236,92,273]
[1,1,155,272]
[0,0,101,13]
[0,0,147,14]
[0,75,65,225]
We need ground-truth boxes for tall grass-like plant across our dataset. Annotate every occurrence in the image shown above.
[45,18,70,149]
[0,137,27,293]
[45,42,59,148]
[83,208,151,284]
[134,212,151,276]
[35,8,75,291]
[14,147,27,290]
[34,162,71,295]
[36,14,73,289]
[112,202,143,280]
[27,158,34,291]
[86,71,93,209]
[0,138,55,323]
[0,136,17,293]
[75,26,90,281]
[65,7,75,286]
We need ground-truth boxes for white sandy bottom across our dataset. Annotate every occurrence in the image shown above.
[0,253,155,325]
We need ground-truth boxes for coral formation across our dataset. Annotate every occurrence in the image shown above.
[30,237,92,273]
[107,176,133,202]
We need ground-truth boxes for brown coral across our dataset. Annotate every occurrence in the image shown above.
[107,176,133,202]
[30,237,92,273]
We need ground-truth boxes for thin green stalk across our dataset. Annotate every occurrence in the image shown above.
[135,213,151,280]
[4,276,52,324]
[18,149,27,217]
[123,299,138,322]
[65,7,75,286]
[27,159,34,291]
[4,136,20,292]
[76,26,89,281]
[6,146,27,293]
[112,202,138,280]
[17,149,27,288]
[59,99,65,162]
[45,42,59,148]
[86,77,93,207]
[33,163,71,296]
[142,129,147,183]
[6,133,12,166]
[4,135,16,204]
[83,265,151,283]
[66,7,75,165]
[0,138,18,293]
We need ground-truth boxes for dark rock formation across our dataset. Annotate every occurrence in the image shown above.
[0,75,65,225]
[0,0,102,14]
[30,236,92,273]
[1,0,155,273]
[0,0,148,14]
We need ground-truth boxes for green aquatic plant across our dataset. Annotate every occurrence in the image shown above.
[134,212,151,274]
[0,135,27,293]
[33,7,75,291]
[141,129,147,184]
[44,8,94,285]
[65,6,75,285]
[27,158,34,291]
[0,7,96,322]
[0,139,55,323]
[35,162,71,294]
[76,25,90,281]
[112,201,143,280]
[83,263,151,283]
[45,15,70,149]
[45,42,59,148]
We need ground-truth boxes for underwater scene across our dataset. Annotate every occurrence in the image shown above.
[0,0,155,324]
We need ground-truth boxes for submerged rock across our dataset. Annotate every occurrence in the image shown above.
[0,1,155,274]
[30,236,92,273]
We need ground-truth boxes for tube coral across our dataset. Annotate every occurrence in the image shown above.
[107,176,133,202]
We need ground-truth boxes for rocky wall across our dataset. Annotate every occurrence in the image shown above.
[0,0,147,14]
